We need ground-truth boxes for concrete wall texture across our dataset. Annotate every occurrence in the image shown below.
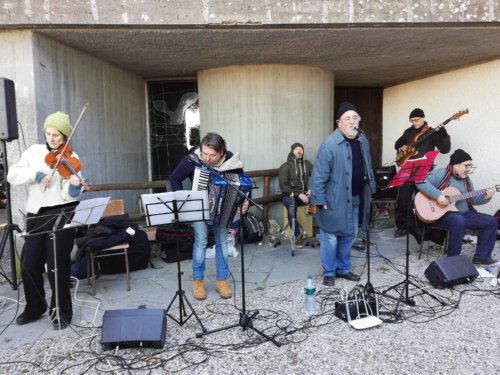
[2,31,149,227]
[198,64,333,172]
[1,1,499,24]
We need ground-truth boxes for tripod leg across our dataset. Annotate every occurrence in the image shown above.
[164,217,206,330]
[247,322,282,347]
[180,291,207,332]
[196,311,281,346]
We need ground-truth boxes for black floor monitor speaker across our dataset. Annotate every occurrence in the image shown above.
[0,78,18,141]
[424,255,478,289]
[101,308,167,350]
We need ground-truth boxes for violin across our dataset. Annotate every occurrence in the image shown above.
[45,144,83,179]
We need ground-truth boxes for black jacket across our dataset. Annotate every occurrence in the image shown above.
[394,123,451,159]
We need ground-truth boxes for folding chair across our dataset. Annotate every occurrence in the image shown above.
[87,200,131,295]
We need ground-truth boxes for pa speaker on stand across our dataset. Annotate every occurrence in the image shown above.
[0,77,18,142]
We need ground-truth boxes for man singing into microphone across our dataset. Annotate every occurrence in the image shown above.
[169,132,248,300]
[311,102,376,286]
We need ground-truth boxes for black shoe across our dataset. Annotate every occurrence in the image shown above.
[16,306,47,325]
[16,311,45,325]
[472,257,498,265]
[323,276,335,286]
[337,271,361,282]
[53,319,70,330]
[394,229,407,238]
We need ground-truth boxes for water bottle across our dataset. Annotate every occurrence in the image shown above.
[304,275,317,316]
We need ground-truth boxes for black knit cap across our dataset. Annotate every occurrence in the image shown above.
[290,142,304,152]
[337,101,359,120]
[450,149,472,165]
[409,108,425,118]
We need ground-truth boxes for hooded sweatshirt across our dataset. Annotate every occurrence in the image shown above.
[278,152,313,198]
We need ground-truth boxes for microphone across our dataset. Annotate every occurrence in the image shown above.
[354,126,364,135]
[186,153,205,167]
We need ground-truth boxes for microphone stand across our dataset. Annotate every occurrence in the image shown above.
[188,154,281,347]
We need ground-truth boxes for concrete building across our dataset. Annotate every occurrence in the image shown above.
[1,0,500,233]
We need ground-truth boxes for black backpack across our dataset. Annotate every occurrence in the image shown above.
[240,213,264,243]
[156,223,215,263]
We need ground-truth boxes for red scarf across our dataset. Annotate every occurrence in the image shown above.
[437,165,473,209]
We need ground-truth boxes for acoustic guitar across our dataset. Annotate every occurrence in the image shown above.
[395,109,469,167]
[414,185,500,223]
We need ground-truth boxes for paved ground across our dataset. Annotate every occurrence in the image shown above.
[2,208,500,374]
[0,211,408,349]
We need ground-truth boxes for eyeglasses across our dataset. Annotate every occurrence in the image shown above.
[340,116,361,122]
[460,163,476,169]
[409,118,422,123]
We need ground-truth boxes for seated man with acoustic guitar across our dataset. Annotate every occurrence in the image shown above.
[394,108,451,239]
[415,149,498,265]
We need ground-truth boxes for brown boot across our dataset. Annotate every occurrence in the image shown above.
[215,279,232,299]
[192,280,207,300]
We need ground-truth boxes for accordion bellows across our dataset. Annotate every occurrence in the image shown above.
[193,166,251,228]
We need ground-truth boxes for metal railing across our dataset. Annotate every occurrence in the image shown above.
[86,168,281,232]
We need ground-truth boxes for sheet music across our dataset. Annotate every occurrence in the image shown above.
[67,197,111,227]
[140,190,209,226]
[386,150,439,189]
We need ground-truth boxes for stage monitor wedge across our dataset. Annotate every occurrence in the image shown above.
[0,78,18,141]
[101,308,166,350]
[424,255,478,289]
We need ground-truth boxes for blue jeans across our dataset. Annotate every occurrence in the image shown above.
[192,221,229,280]
[435,210,497,259]
[282,195,305,237]
[320,204,359,277]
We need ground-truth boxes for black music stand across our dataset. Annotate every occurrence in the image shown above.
[185,154,281,347]
[141,190,209,331]
[20,198,110,329]
[382,151,438,306]
[21,200,79,329]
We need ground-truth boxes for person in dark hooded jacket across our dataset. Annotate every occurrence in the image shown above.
[279,142,313,243]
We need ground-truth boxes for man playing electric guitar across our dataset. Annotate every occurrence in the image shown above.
[416,149,497,265]
[393,108,451,239]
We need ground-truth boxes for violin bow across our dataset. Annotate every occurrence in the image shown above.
[48,103,88,177]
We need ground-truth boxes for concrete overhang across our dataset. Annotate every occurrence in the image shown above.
[16,23,500,86]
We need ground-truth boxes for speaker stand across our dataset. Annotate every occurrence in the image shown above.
[0,139,19,289]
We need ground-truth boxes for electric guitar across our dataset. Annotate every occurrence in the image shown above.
[414,185,500,223]
[395,109,469,167]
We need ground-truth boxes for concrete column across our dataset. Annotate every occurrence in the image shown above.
[197,64,334,172]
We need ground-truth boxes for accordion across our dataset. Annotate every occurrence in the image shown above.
[193,166,252,228]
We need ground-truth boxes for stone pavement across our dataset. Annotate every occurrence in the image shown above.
[0,216,413,350]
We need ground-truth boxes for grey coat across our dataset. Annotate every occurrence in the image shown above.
[311,128,376,236]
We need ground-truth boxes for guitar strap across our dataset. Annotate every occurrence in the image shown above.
[437,165,473,209]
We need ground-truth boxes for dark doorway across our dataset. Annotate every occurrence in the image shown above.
[334,87,383,166]
[148,81,200,181]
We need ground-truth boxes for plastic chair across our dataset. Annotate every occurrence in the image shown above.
[87,200,130,295]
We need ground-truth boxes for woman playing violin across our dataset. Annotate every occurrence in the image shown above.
[7,111,84,330]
